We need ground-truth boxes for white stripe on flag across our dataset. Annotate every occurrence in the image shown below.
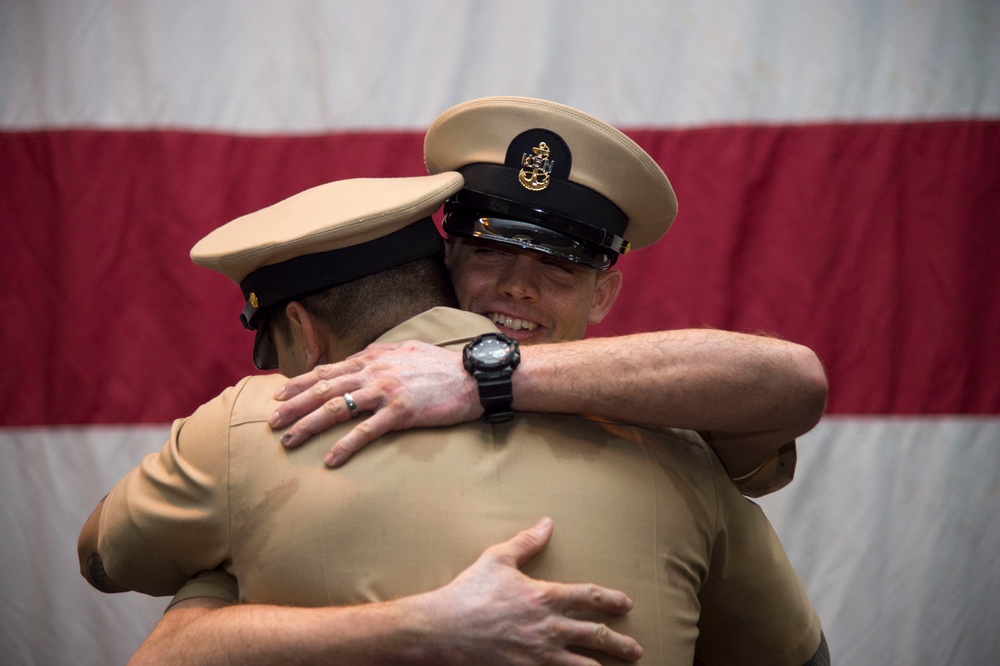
[1,0,997,131]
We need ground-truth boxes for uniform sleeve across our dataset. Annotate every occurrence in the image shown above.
[165,570,240,610]
[695,447,823,665]
[98,381,247,597]
[732,441,797,498]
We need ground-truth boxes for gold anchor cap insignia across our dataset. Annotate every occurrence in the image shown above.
[249,292,260,308]
[519,142,554,191]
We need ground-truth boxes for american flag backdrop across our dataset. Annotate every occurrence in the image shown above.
[2,2,998,664]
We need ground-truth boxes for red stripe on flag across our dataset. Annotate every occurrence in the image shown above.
[3,130,426,426]
[603,121,1000,416]
[3,122,998,425]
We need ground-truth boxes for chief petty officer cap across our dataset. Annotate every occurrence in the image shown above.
[424,96,677,270]
[190,172,465,370]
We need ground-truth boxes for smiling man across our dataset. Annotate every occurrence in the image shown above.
[444,237,619,344]
[83,98,829,665]
[273,97,827,499]
[80,172,827,665]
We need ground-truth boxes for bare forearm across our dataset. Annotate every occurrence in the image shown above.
[131,597,437,666]
[513,329,828,471]
[273,330,827,477]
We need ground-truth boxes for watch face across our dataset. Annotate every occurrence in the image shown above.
[471,336,512,368]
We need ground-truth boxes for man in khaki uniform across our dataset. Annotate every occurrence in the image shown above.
[84,174,647,664]
[272,97,825,500]
[81,169,825,663]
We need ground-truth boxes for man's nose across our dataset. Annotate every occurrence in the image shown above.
[496,255,540,301]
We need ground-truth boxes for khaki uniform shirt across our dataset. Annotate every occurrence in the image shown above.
[100,307,820,664]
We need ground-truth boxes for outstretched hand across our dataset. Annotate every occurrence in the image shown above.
[269,340,483,466]
[419,517,643,664]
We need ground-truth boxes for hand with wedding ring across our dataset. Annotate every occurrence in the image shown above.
[269,340,483,467]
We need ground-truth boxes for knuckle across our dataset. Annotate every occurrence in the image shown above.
[354,420,377,439]
[357,350,379,365]
[536,584,560,609]
[388,398,414,421]
[296,418,320,437]
[310,380,332,397]
[591,622,611,646]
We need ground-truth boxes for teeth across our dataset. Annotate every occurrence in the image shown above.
[489,312,538,331]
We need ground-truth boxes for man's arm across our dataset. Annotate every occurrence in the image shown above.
[270,329,828,477]
[127,518,643,665]
[78,497,127,593]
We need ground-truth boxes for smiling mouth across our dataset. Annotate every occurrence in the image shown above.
[487,312,539,331]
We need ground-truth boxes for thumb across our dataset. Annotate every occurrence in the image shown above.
[488,517,554,569]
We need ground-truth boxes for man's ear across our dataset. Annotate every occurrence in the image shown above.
[588,269,623,325]
[285,301,328,370]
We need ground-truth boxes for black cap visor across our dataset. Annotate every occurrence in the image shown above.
[443,209,613,270]
[253,325,280,371]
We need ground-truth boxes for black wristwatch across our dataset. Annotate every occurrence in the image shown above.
[463,333,521,423]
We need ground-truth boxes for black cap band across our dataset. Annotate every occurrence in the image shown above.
[457,163,628,248]
[238,217,443,331]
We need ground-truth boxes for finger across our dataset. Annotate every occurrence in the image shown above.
[561,619,643,662]
[274,366,330,400]
[324,412,395,467]
[280,393,358,448]
[553,582,633,616]
[275,342,404,400]
[275,358,361,400]
[270,378,345,429]
[486,517,554,568]
[544,655,602,666]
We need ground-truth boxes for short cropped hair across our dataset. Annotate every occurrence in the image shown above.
[269,253,457,352]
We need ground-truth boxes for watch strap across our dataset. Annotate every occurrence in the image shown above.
[476,370,515,423]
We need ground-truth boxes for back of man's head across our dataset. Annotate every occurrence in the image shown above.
[268,254,457,357]
[190,173,464,369]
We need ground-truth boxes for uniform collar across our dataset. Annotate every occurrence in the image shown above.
[373,307,499,350]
